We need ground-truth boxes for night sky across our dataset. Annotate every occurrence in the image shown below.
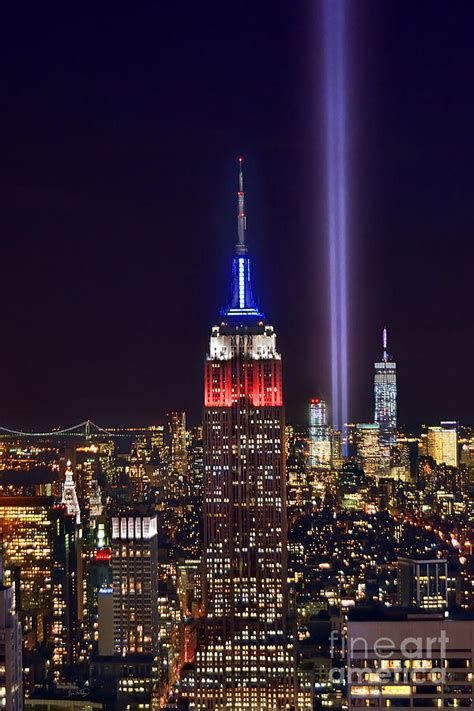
[1,2,473,430]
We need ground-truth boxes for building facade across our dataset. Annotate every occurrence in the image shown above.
[427,423,458,468]
[397,556,448,610]
[356,423,381,475]
[347,610,474,709]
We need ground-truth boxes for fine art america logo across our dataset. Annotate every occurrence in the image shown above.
[329,630,450,685]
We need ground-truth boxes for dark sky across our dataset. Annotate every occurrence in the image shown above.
[0,1,473,430]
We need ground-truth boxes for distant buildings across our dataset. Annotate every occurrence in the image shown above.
[308,398,331,468]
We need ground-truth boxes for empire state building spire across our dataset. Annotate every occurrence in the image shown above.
[222,158,263,322]
[236,156,247,254]
[383,327,388,362]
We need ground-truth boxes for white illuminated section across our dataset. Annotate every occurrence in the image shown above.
[208,328,281,361]
[111,515,158,539]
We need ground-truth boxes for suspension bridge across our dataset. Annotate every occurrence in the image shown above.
[0,420,126,440]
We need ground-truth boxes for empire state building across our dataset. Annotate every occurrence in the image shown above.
[193,160,299,710]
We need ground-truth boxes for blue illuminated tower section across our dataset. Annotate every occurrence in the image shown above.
[222,158,264,320]
[374,328,397,454]
[194,160,300,710]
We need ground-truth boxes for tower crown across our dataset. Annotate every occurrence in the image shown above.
[61,460,81,524]
[221,158,264,322]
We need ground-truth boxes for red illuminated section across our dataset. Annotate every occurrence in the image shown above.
[95,547,112,562]
[205,358,283,407]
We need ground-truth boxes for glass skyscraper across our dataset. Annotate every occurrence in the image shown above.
[374,328,397,456]
[308,398,331,468]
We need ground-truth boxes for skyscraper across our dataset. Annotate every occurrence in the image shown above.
[111,512,158,655]
[0,497,54,647]
[427,422,458,468]
[308,398,331,468]
[168,411,188,498]
[374,328,397,458]
[194,160,298,709]
[356,423,381,475]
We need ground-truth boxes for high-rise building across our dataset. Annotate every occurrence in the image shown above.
[308,398,331,468]
[374,328,397,460]
[0,558,23,711]
[50,503,84,673]
[427,423,458,467]
[194,160,299,709]
[397,556,448,610]
[168,411,188,498]
[111,512,159,655]
[356,423,381,475]
[128,444,148,502]
[0,497,54,647]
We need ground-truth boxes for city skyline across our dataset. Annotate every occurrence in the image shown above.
[1,4,473,709]
[0,2,473,430]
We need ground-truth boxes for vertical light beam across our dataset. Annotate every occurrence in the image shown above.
[322,0,349,433]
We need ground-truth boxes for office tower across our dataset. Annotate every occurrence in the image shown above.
[129,444,148,501]
[347,608,474,708]
[111,512,159,655]
[397,556,448,609]
[50,503,84,673]
[0,563,23,711]
[287,427,310,507]
[194,160,298,709]
[308,398,331,468]
[168,411,188,497]
[374,328,397,459]
[427,422,458,467]
[0,497,54,647]
[355,423,381,475]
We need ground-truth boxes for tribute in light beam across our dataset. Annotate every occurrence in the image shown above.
[322,0,349,433]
